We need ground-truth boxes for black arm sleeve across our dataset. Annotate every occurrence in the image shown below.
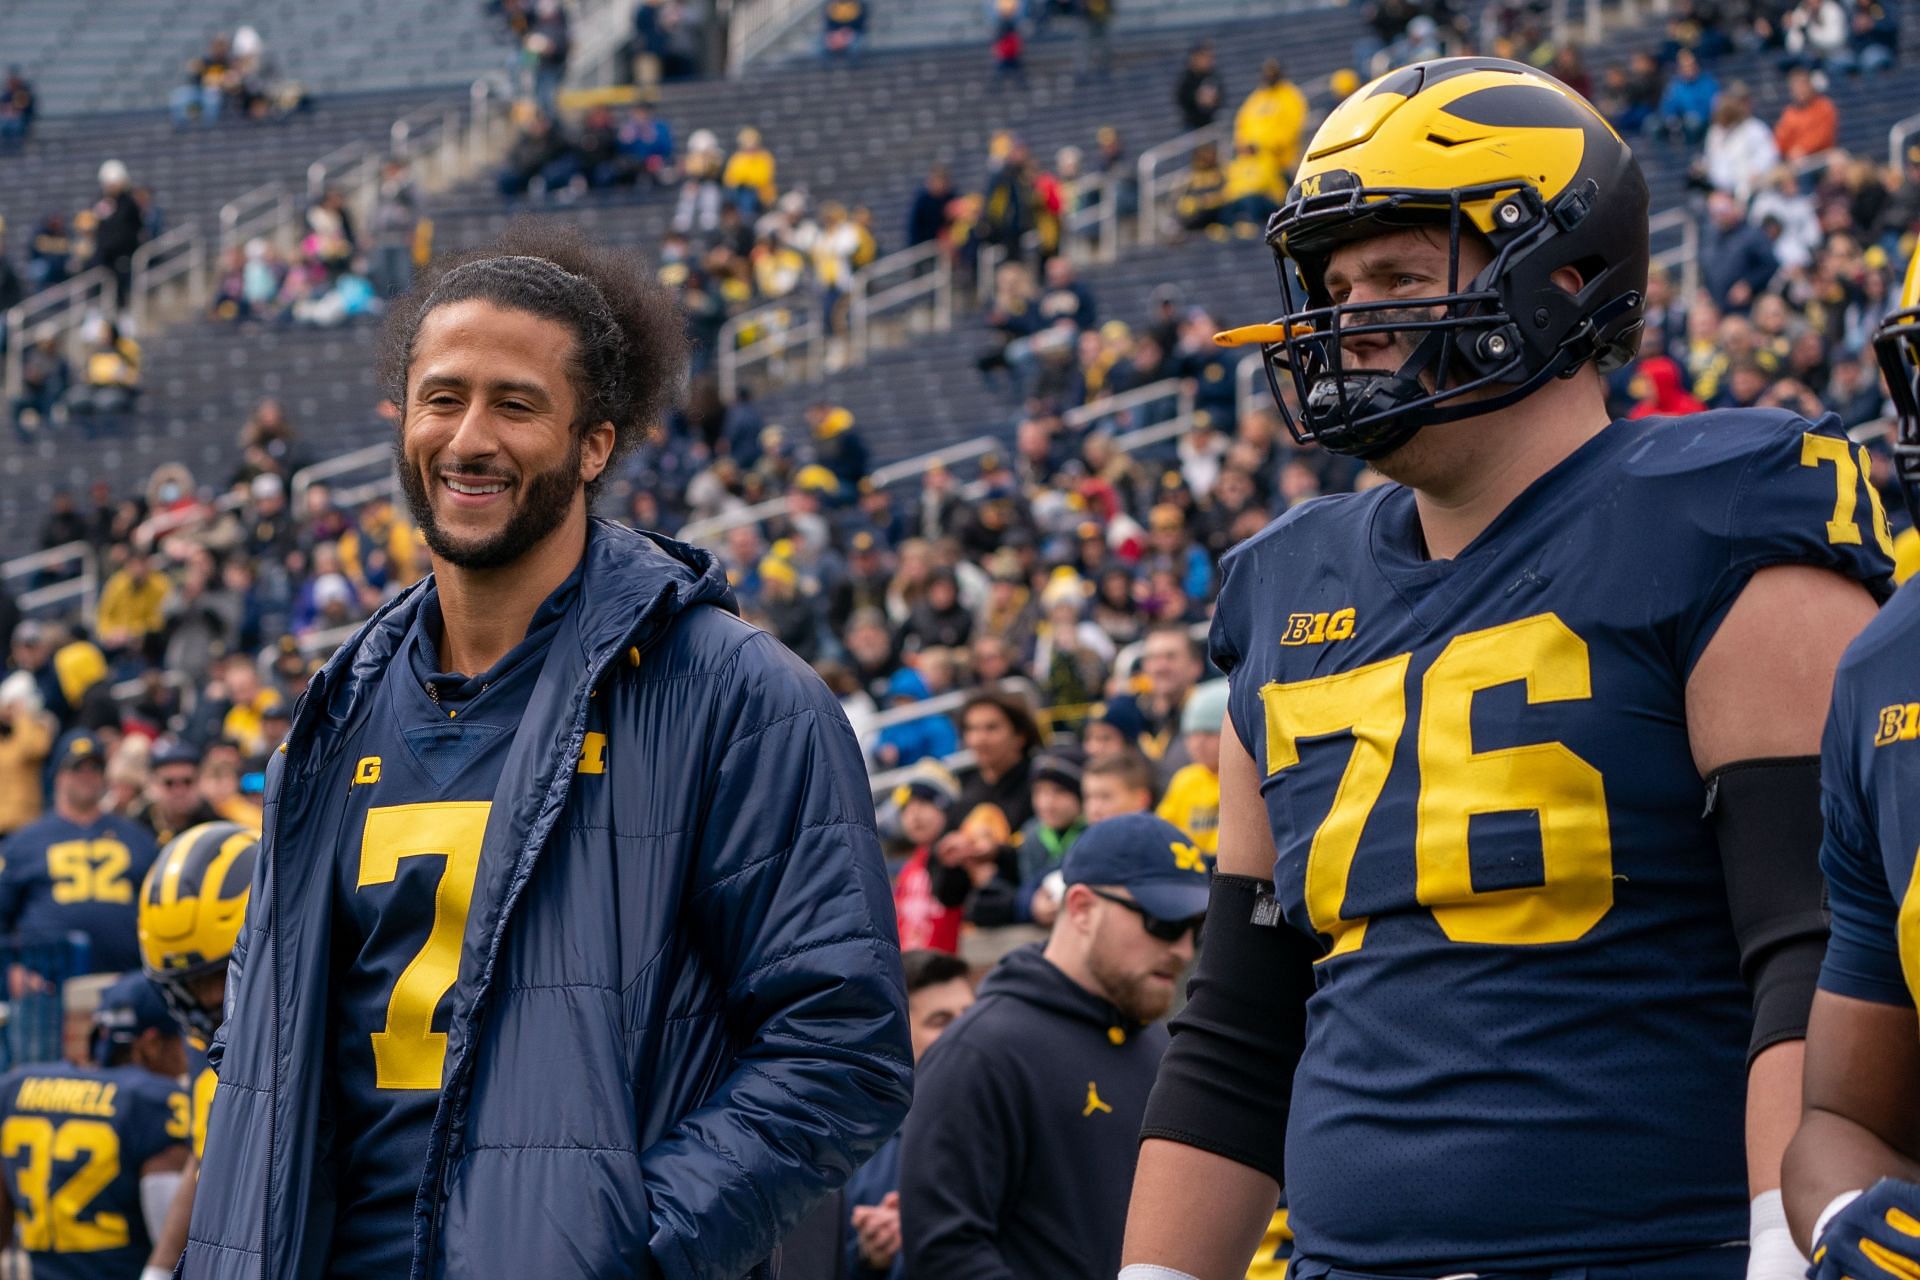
[1139,873,1319,1188]
[1706,755,1830,1062]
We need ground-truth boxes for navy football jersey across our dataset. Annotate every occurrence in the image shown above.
[1817,577,1920,1009]
[185,1036,216,1161]
[324,577,567,1278]
[1209,411,1893,1271]
[0,1060,189,1280]
[0,813,158,974]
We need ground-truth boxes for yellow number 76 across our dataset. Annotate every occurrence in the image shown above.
[1262,613,1614,956]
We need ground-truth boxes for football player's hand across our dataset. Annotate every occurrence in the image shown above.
[1810,1179,1920,1280]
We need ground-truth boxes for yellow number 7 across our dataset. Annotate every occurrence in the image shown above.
[358,802,491,1090]
[1801,432,1895,554]
[1262,614,1613,954]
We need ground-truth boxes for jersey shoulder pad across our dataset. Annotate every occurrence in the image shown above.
[111,1067,189,1156]
[1211,488,1389,677]
[1617,408,1894,601]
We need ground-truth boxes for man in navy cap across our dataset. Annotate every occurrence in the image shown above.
[0,731,159,974]
[136,738,220,847]
[901,813,1208,1280]
[0,973,191,1280]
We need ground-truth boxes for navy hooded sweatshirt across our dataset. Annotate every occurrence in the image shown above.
[898,943,1169,1280]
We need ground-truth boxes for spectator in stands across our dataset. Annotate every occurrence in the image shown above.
[724,127,778,218]
[1774,66,1838,162]
[1847,0,1899,72]
[1234,60,1309,188]
[631,0,700,84]
[1780,0,1851,72]
[991,0,1024,80]
[525,0,572,115]
[824,0,869,62]
[498,110,567,198]
[1077,0,1115,81]
[613,100,675,186]
[27,214,69,292]
[170,34,236,126]
[0,68,32,148]
[0,732,159,974]
[1699,82,1777,202]
[844,949,974,1280]
[875,668,961,770]
[136,738,220,846]
[1175,42,1225,131]
[1156,678,1226,852]
[1106,621,1203,785]
[1657,48,1718,145]
[68,320,141,438]
[369,160,422,299]
[1222,140,1286,236]
[0,672,52,837]
[1598,51,1665,136]
[1082,750,1154,823]
[1750,165,1823,267]
[92,160,145,308]
[999,751,1087,926]
[908,165,956,248]
[977,261,1042,392]
[96,550,170,668]
[0,228,22,356]
[1702,190,1779,310]
[674,129,725,231]
[901,814,1200,1279]
[1174,143,1229,236]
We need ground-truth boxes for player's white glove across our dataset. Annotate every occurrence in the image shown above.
[1747,1189,1810,1280]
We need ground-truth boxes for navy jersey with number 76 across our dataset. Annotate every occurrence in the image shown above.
[1208,409,1894,1273]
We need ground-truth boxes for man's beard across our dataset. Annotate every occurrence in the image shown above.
[395,429,583,572]
[1088,938,1181,1025]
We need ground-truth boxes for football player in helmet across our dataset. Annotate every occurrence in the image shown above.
[134,820,258,1280]
[1782,248,1920,1278]
[0,974,191,1280]
[1121,57,1892,1280]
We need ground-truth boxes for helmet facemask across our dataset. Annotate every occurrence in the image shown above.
[1873,301,1920,528]
[1256,176,1640,460]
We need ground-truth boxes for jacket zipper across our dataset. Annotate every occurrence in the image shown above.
[414,646,629,1274]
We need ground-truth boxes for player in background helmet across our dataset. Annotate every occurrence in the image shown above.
[0,974,190,1280]
[1124,57,1890,1280]
[1783,246,1920,1279]
[135,821,257,1280]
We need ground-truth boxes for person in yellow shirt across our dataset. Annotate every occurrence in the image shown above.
[95,550,171,661]
[1233,59,1309,185]
[1156,679,1227,853]
[722,127,777,217]
[1222,141,1286,238]
[1176,143,1229,234]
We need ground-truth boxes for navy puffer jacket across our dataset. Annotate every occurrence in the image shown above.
[183,521,913,1280]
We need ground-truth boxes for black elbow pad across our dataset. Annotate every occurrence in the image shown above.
[1139,873,1318,1188]
[1706,756,1830,1061]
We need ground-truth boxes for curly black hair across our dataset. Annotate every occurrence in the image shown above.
[377,219,689,502]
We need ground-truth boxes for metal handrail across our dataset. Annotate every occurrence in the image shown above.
[729,0,830,70]
[848,238,954,366]
[1891,109,1920,170]
[869,749,975,798]
[1062,377,1189,431]
[291,442,393,510]
[2,541,99,628]
[680,380,1192,548]
[1648,205,1700,305]
[3,267,114,402]
[1135,122,1230,248]
[716,299,823,402]
[128,223,208,332]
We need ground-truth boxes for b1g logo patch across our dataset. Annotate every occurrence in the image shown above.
[1280,608,1356,647]
[1874,702,1920,748]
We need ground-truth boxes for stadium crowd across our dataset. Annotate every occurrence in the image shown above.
[0,1,1918,1274]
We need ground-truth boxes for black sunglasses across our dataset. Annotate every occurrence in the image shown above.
[1087,888,1204,944]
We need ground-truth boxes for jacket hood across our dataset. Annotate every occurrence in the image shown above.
[977,942,1148,1038]
[299,520,735,750]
